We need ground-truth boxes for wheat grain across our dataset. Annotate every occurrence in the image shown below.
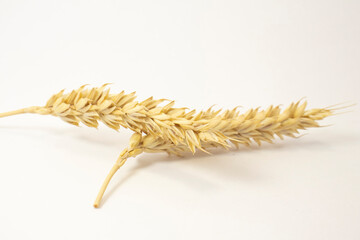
[0,84,342,207]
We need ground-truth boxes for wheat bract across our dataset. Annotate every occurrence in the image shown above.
[0,84,341,207]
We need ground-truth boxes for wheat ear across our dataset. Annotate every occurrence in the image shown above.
[0,84,345,208]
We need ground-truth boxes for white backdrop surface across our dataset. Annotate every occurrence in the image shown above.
[0,1,359,239]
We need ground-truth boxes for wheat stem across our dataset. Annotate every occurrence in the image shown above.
[0,108,31,118]
[0,106,50,118]
[94,156,128,208]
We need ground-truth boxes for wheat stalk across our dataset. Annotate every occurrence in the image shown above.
[0,84,344,207]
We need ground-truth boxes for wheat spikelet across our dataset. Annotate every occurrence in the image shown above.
[0,84,344,208]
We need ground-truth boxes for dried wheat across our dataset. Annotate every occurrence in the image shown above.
[0,84,343,207]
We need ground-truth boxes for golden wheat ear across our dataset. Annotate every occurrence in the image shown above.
[0,84,356,208]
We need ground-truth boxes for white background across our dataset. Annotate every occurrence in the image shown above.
[1,1,359,239]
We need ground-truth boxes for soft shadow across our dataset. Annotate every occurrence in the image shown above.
[101,136,354,205]
[3,124,359,206]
